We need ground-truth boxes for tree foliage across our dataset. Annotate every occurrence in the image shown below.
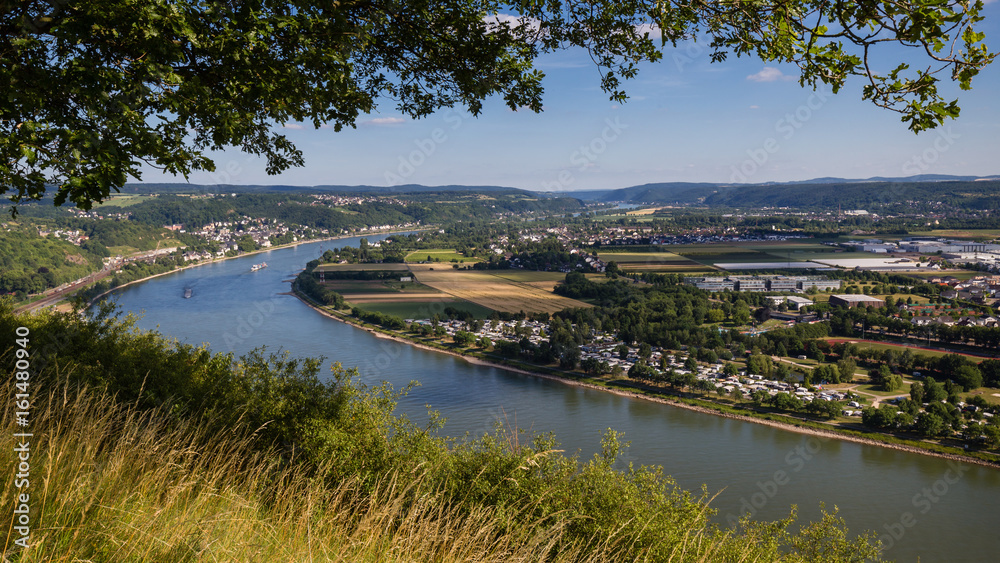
[3,0,994,212]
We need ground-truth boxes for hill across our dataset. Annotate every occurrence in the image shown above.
[587,176,1000,210]
[0,301,885,561]
[702,180,1000,210]
[120,183,535,197]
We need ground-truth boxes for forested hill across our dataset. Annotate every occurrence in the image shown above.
[576,183,722,204]
[580,177,1000,210]
[117,183,534,196]
[701,180,1000,210]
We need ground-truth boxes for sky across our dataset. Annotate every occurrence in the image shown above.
[144,4,1000,193]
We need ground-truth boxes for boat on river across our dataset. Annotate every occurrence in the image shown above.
[251,262,268,272]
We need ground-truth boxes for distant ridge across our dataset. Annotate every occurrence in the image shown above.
[123,174,1000,209]
[123,182,528,195]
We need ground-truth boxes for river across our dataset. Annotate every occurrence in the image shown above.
[94,236,1000,562]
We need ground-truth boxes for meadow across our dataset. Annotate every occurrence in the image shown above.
[405,248,479,263]
[91,194,156,208]
[315,263,412,272]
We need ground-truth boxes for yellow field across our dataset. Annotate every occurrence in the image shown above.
[414,270,591,314]
[625,206,675,216]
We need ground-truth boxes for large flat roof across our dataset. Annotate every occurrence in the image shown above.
[831,294,884,302]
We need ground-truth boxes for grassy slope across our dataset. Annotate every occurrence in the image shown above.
[0,301,885,562]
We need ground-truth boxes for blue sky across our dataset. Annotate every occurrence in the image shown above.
[150,5,1000,192]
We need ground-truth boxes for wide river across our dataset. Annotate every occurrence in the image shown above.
[95,236,999,562]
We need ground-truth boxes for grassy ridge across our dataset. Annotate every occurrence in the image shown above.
[1,300,886,562]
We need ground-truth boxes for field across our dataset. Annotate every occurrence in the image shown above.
[404,249,479,263]
[157,237,183,248]
[414,269,591,314]
[356,300,495,320]
[908,229,1000,240]
[906,270,982,281]
[823,338,993,361]
[488,270,569,292]
[315,263,412,272]
[318,265,589,315]
[597,251,711,272]
[321,277,494,318]
[107,245,139,256]
[92,194,155,208]
[625,206,674,216]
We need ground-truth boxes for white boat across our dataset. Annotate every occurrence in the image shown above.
[251,262,268,272]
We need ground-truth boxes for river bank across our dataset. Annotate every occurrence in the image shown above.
[70,229,428,310]
[292,288,1000,470]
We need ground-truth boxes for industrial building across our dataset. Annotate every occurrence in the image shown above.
[829,294,885,308]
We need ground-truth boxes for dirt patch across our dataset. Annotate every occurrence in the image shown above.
[65,253,89,265]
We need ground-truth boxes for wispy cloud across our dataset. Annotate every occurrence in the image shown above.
[363,117,407,126]
[283,123,305,130]
[746,67,795,82]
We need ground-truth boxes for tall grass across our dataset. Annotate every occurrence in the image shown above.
[1,303,886,562]
[1,376,620,562]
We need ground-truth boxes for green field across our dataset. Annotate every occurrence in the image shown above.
[322,280,440,295]
[355,300,494,319]
[905,270,982,281]
[597,251,712,272]
[597,251,693,264]
[107,245,139,255]
[404,249,479,263]
[682,252,788,265]
[92,195,155,208]
[854,383,913,397]
[739,243,834,253]
[315,263,412,272]
[823,338,989,361]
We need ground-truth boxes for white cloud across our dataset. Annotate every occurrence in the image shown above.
[746,67,795,82]
[749,105,760,109]
[282,123,305,130]
[363,117,407,126]
[486,13,541,33]
[634,23,662,40]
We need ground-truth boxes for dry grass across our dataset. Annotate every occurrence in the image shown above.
[0,377,617,563]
